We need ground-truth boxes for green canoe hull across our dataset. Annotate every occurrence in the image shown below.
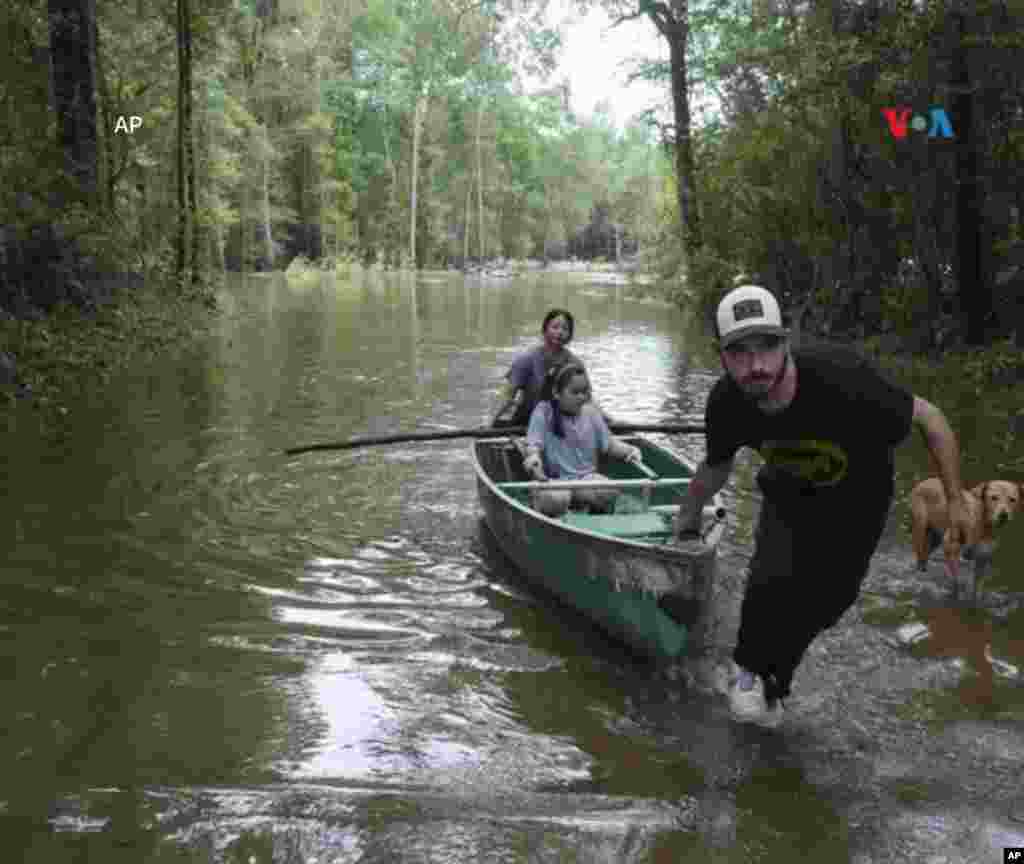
[473,437,723,662]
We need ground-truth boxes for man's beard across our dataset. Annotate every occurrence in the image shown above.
[740,352,789,403]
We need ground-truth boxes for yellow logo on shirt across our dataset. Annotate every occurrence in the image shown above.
[761,439,848,487]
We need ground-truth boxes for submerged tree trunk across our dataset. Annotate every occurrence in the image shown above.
[543,203,552,265]
[185,0,200,286]
[240,163,249,274]
[638,0,702,266]
[475,97,485,263]
[189,117,201,283]
[952,10,988,345]
[48,0,99,200]
[409,91,428,268]
[310,0,326,262]
[667,30,701,262]
[95,23,116,214]
[207,86,226,272]
[382,113,399,266]
[261,123,274,268]
[175,0,190,283]
[463,178,472,267]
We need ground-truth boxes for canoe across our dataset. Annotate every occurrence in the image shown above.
[473,435,726,663]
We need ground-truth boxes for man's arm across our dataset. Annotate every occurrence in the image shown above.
[912,395,971,568]
[674,458,733,539]
[911,396,962,502]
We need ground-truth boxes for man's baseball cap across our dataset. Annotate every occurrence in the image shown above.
[716,285,787,348]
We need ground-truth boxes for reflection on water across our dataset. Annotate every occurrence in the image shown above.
[1,268,1023,862]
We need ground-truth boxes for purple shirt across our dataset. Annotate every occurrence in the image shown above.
[506,346,582,425]
[527,401,610,479]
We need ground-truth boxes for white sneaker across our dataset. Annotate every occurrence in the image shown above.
[728,664,784,729]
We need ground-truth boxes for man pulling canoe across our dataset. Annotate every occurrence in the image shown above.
[674,284,971,728]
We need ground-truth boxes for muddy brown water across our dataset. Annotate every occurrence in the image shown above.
[2,269,1023,863]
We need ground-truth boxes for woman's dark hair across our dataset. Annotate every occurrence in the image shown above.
[540,362,587,438]
[541,308,574,342]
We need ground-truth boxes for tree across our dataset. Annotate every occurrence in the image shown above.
[48,0,99,201]
[952,8,986,345]
[605,0,702,266]
[176,0,194,285]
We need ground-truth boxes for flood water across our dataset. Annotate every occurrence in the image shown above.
[2,268,1024,863]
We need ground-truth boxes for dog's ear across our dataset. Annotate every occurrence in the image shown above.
[969,482,988,500]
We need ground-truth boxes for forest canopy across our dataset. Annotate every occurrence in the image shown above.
[1,0,1022,351]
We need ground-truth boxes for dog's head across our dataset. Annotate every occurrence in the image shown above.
[970,480,1021,527]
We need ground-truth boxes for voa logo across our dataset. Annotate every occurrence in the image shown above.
[882,107,954,139]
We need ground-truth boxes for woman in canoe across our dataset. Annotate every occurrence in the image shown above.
[523,363,644,517]
[492,309,583,428]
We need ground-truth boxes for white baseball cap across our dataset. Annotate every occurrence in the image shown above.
[716,285,787,347]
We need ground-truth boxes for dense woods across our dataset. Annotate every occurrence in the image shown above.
[678,0,1024,352]
[1,0,1023,359]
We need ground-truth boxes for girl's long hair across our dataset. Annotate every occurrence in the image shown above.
[540,362,586,439]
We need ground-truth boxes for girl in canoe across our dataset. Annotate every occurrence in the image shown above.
[523,363,644,516]
[492,309,582,428]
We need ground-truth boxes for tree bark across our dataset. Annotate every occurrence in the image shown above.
[409,90,428,268]
[311,1,325,262]
[640,0,702,265]
[95,22,116,214]
[49,0,99,200]
[475,97,485,263]
[667,27,701,261]
[463,178,472,267]
[953,10,988,345]
[176,0,188,283]
[186,0,200,286]
[261,123,274,268]
[382,110,398,266]
[821,0,844,305]
[241,167,249,274]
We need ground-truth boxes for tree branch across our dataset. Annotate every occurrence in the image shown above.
[608,7,646,26]
[609,0,673,37]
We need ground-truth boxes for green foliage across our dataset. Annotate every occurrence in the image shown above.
[0,282,217,423]
[961,338,1024,393]
[2,0,675,280]
[674,244,733,309]
[2,0,1019,336]
[624,0,1024,343]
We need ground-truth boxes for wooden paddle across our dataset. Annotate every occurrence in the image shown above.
[284,422,705,456]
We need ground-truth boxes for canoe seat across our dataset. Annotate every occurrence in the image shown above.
[561,512,670,538]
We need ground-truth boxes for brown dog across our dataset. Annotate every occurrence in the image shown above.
[909,478,1021,601]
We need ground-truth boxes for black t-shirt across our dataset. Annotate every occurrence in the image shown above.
[705,343,914,508]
